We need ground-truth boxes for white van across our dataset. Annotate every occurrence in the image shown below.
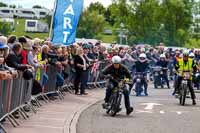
[34,8,50,19]
[0,7,14,18]
[25,19,49,33]
[15,8,37,19]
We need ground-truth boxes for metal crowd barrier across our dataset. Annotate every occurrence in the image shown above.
[0,62,107,132]
[87,61,109,89]
[0,72,34,132]
[44,65,65,100]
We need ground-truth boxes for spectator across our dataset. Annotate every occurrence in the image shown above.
[18,36,29,64]
[5,42,32,71]
[74,47,88,95]
[41,45,49,61]
[7,35,17,49]
[27,44,42,69]
[0,40,13,80]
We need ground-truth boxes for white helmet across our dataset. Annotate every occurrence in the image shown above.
[139,53,147,58]
[189,53,195,58]
[112,56,122,64]
[139,53,147,63]
[160,54,166,58]
[183,50,189,56]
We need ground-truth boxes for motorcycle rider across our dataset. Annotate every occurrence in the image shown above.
[134,53,149,96]
[189,52,197,63]
[172,50,181,95]
[189,52,199,90]
[156,54,170,88]
[175,51,197,105]
[102,56,133,115]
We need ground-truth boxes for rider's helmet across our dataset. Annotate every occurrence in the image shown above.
[160,54,166,61]
[160,54,166,58]
[189,53,195,58]
[139,53,147,63]
[183,50,189,57]
[183,50,189,61]
[112,56,122,64]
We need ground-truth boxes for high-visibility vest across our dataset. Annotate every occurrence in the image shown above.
[177,58,193,80]
[36,53,46,81]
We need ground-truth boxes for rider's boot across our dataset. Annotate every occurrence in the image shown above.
[126,107,134,115]
[192,99,196,105]
[144,87,148,96]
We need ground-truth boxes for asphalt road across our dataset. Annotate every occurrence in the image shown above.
[77,84,200,133]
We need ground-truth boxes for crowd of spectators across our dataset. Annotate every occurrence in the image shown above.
[1,35,200,96]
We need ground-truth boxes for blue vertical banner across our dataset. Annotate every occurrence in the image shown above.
[51,0,84,45]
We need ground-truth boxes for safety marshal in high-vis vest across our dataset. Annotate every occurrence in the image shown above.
[175,50,197,105]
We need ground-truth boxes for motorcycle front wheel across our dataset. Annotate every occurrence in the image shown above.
[179,84,187,106]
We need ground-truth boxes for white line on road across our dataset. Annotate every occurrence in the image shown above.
[140,103,162,110]
[160,110,165,114]
[170,111,186,115]
[135,110,153,114]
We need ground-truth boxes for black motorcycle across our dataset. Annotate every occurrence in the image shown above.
[152,67,168,89]
[179,71,190,106]
[105,77,127,117]
[134,72,146,96]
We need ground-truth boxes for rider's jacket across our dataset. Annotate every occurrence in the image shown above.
[102,64,131,80]
[156,60,168,67]
[175,58,196,80]
[135,60,149,73]
[156,60,169,72]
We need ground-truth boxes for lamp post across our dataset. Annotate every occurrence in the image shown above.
[118,22,128,45]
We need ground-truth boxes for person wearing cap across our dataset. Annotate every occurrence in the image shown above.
[133,53,149,96]
[24,40,34,58]
[82,43,93,91]
[0,40,13,80]
[156,54,170,88]
[175,50,197,105]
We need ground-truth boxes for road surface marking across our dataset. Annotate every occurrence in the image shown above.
[170,111,184,115]
[135,110,153,114]
[160,110,165,114]
[140,103,162,110]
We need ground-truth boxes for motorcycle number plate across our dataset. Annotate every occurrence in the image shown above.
[136,78,141,82]
[182,80,187,84]
[160,71,163,74]
[155,73,159,76]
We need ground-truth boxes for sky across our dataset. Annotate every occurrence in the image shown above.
[1,0,112,9]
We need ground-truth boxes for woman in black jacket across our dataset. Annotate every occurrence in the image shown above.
[74,47,89,95]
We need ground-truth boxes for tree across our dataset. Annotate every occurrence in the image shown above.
[0,2,7,7]
[160,0,193,46]
[9,5,16,8]
[87,2,106,15]
[45,15,52,28]
[77,10,107,39]
[0,22,12,36]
